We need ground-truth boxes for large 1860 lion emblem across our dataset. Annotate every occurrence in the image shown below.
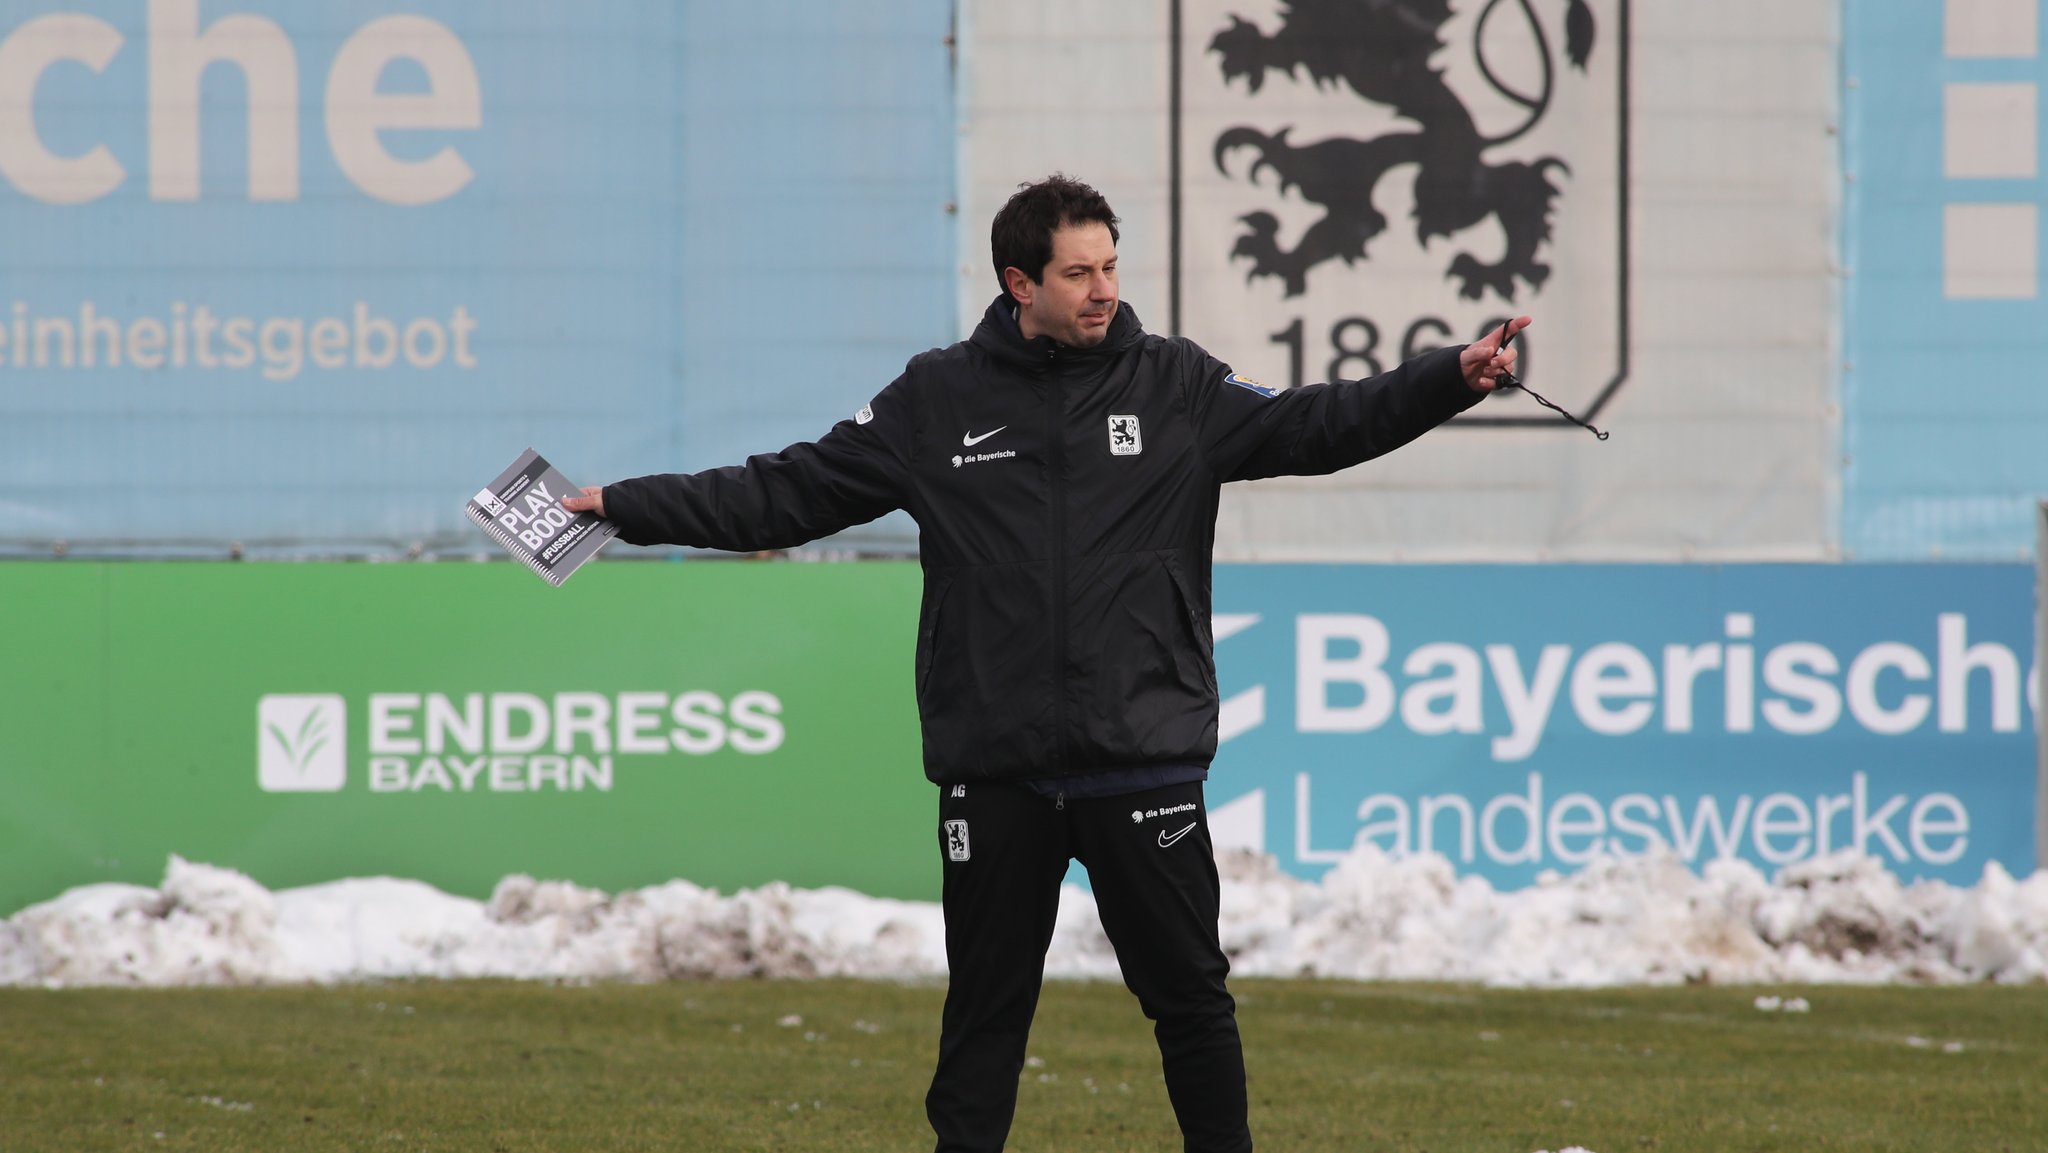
[1210,0,1597,302]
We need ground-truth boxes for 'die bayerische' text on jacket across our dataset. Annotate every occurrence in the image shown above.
[602,297,1481,786]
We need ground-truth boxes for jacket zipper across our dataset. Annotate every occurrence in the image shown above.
[1046,348,1068,776]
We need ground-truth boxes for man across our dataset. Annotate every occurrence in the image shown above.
[565,175,1525,1153]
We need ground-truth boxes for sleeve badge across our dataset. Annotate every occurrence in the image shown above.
[1224,371,1278,398]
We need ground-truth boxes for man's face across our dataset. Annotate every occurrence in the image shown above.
[1008,221,1118,348]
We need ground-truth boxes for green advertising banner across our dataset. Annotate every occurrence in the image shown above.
[1,561,930,915]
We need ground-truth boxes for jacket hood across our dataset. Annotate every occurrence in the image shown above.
[969,294,1146,369]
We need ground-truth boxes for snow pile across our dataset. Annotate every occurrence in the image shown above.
[3,847,2046,988]
[2,861,946,987]
[1209,848,2048,985]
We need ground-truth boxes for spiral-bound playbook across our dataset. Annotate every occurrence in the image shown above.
[464,448,618,586]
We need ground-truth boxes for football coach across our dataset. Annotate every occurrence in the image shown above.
[565,174,1527,1153]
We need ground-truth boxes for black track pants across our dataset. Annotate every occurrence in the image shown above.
[925,780,1252,1153]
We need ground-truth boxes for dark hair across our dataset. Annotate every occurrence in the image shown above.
[990,175,1121,300]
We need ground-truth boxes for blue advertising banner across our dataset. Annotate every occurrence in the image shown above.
[0,1,953,554]
[1843,1,2048,560]
[1206,563,2036,888]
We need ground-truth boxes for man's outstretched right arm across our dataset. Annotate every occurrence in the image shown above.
[567,378,915,554]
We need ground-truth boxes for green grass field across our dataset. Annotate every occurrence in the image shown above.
[4,979,2043,1152]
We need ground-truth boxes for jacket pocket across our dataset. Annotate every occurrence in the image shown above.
[917,563,1058,778]
[1064,549,1218,765]
[915,571,954,701]
[1160,551,1218,699]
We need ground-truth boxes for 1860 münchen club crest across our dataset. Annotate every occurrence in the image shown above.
[1172,0,1630,428]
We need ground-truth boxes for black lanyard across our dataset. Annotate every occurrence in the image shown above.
[1492,320,1609,440]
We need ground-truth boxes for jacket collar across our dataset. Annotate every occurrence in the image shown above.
[969,294,1144,369]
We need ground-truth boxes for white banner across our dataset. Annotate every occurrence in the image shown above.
[960,0,1839,562]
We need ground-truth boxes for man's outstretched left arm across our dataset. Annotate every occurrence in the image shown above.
[1190,316,1528,482]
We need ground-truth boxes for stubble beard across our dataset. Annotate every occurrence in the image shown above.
[1067,303,1114,348]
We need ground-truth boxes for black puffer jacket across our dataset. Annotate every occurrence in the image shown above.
[603,296,1479,785]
